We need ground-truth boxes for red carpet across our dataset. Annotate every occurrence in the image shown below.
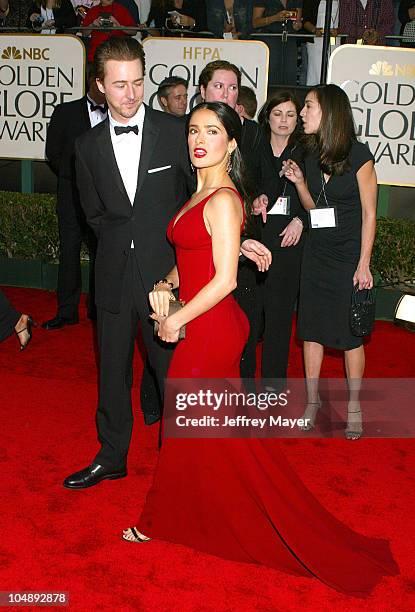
[1,286,415,611]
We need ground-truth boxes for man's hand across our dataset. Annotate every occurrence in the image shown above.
[252,194,269,223]
[240,239,272,272]
[150,313,180,343]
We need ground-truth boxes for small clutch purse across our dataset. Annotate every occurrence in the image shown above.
[350,285,375,337]
[153,299,186,340]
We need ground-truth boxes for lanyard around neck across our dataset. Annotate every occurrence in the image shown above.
[315,171,330,207]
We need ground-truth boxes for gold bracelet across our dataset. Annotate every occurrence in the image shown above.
[293,216,303,227]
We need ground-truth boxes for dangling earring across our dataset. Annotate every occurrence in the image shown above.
[226,152,232,174]
[190,162,195,173]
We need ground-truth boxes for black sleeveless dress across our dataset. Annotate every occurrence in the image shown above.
[297,141,374,350]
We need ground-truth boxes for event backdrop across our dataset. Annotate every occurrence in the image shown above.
[0,34,84,160]
[328,45,415,187]
[142,37,269,113]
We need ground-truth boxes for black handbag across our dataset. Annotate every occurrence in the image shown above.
[350,285,375,337]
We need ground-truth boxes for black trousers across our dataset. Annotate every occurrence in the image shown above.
[261,242,304,381]
[233,260,262,379]
[0,289,21,342]
[56,184,96,320]
[95,251,173,467]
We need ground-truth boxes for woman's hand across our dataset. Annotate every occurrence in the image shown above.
[150,314,180,343]
[149,283,174,317]
[240,239,272,272]
[43,19,55,27]
[252,194,268,223]
[282,159,305,185]
[280,218,303,247]
[29,12,40,21]
[275,10,292,21]
[293,18,302,31]
[110,15,121,27]
[353,262,373,290]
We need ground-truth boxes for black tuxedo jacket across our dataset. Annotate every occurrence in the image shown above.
[75,105,194,313]
[46,96,92,206]
[240,118,281,204]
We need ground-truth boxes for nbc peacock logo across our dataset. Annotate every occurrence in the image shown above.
[369,60,393,76]
[1,46,22,60]
[368,59,415,78]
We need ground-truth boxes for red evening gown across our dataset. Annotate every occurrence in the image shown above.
[138,188,398,597]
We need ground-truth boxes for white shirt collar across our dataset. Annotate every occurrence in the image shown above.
[108,103,145,132]
[87,94,106,109]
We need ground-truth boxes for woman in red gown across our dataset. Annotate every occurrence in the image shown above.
[123,102,398,597]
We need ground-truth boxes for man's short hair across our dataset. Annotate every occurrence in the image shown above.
[157,76,188,102]
[237,86,258,119]
[198,60,241,90]
[94,37,146,82]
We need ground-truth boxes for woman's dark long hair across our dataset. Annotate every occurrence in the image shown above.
[186,101,253,224]
[305,84,357,176]
[258,90,303,149]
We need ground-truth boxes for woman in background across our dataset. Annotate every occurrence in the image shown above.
[27,0,76,33]
[146,0,207,31]
[255,91,307,384]
[302,0,340,85]
[284,84,377,440]
[253,0,303,86]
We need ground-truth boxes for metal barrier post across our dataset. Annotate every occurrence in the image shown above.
[21,160,34,194]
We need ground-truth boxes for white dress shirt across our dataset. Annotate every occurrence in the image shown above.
[108,104,146,247]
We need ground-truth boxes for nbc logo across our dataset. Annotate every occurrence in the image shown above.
[1,46,22,60]
[369,61,394,76]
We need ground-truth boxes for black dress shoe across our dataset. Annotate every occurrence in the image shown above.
[63,463,127,489]
[42,316,79,330]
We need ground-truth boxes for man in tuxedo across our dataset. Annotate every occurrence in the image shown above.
[43,68,107,330]
[63,37,194,489]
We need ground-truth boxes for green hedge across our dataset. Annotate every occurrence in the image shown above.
[0,191,59,261]
[372,217,415,286]
[0,193,414,286]
[0,191,87,262]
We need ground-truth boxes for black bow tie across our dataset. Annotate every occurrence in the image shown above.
[88,101,107,113]
[114,125,139,136]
